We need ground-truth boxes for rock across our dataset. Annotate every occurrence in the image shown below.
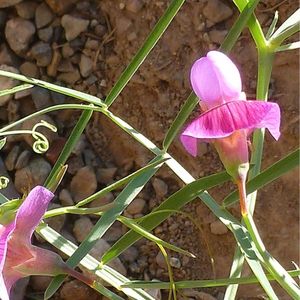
[61,14,89,41]
[59,189,74,206]
[60,280,99,300]
[15,1,38,19]
[30,42,52,67]
[126,198,146,215]
[0,44,20,67]
[209,29,227,44]
[57,69,80,85]
[46,203,66,232]
[155,251,167,269]
[96,167,117,184]
[5,18,35,55]
[70,166,97,202]
[35,2,54,29]
[32,86,52,110]
[169,257,181,268]
[210,220,228,235]
[203,0,233,27]
[88,192,114,208]
[30,276,52,291]
[0,10,6,31]
[15,149,31,170]
[115,16,132,35]
[62,44,74,58]
[120,246,139,263]
[79,54,93,77]
[20,61,39,77]
[103,223,123,242]
[183,289,217,300]
[144,288,162,300]
[38,26,53,42]
[126,0,144,13]
[86,239,127,275]
[152,178,168,198]
[4,145,21,171]
[0,0,22,8]
[46,0,80,15]
[0,65,19,106]
[73,216,93,242]
[14,158,51,193]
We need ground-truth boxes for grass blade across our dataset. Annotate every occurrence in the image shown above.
[0,70,105,106]
[0,83,33,97]
[46,156,164,296]
[101,171,230,265]
[105,0,185,107]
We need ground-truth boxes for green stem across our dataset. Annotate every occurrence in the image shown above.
[44,109,93,188]
[243,214,300,299]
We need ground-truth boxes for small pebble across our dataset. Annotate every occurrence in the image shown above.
[70,166,97,202]
[79,54,93,77]
[38,27,53,42]
[96,167,117,184]
[32,86,52,110]
[15,1,38,19]
[60,280,99,300]
[20,61,39,78]
[126,198,146,215]
[5,145,21,171]
[30,42,53,67]
[152,178,168,198]
[15,150,31,170]
[210,220,228,235]
[35,2,54,29]
[73,216,93,242]
[61,14,89,41]
[0,65,19,106]
[203,0,233,27]
[59,188,74,206]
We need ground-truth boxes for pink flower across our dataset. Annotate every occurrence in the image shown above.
[0,186,92,300]
[180,51,281,214]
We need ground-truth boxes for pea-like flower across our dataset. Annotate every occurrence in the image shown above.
[0,186,92,300]
[180,51,281,214]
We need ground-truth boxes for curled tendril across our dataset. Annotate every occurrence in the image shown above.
[31,120,57,154]
[0,176,9,190]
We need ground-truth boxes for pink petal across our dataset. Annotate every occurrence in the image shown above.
[14,186,54,242]
[180,100,280,155]
[190,51,242,107]
[0,223,14,273]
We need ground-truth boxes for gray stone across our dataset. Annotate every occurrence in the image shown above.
[126,0,144,13]
[38,26,53,42]
[15,150,31,170]
[46,203,66,232]
[35,2,54,28]
[57,69,80,85]
[120,246,139,263]
[70,166,97,202]
[79,54,93,78]
[0,44,19,67]
[209,29,228,45]
[152,178,168,198]
[155,251,167,269]
[73,216,93,242]
[5,18,35,55]
[169,257,181,268]
[0,65,19,106]
[0,0,22,8]
[59,188,74,206]
[61,14,89,41]
[210,220,228,235]
[32,86,52,110]
[15,1,38,19]
[96,167,117,184]
[20,61,39,78]
[203,0,233,27]
[14,158,51,193]
[5,145,21,171]
[45,0,80,15]
[126,198,146,215]
[60,280,99,300]
[30,42,52,67]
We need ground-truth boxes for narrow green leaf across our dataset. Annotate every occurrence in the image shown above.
[163,93,198,150]
[276,41,300,52]
[0,138,6,151]
[46,156,164,296]
[44,109,93,188]
[221,0,261,53]
[121,270,300,289]
[38,223,155,300]
[0,83,33,97]
[266,11,279,40]
[105,0,185,107]
[93,282,125,300]
[76,157,169,207]
[101,171,230,265]
[0,70,105,107]
[223,148,300,208]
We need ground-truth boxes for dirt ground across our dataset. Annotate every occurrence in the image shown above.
[0,0,298,299]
